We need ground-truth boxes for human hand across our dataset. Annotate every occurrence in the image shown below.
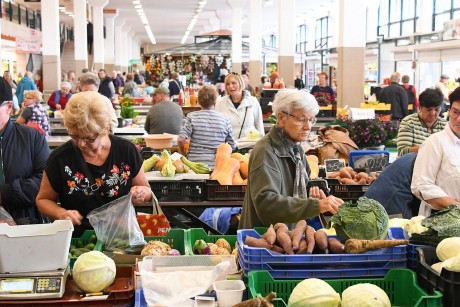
[59,209,83,225]
[130,186,153,205]
[56,104,62,110]
[318,196,344,215]
[309,186,327,199]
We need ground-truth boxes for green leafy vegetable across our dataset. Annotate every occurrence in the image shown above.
[327,197,389,243]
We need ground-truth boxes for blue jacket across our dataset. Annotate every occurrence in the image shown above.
[16,76,37,106]
[0,121,50,224]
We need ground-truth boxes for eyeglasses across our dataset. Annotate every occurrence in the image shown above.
[282,111,317,126]
[68,132,99,144]
[450,108,460,119]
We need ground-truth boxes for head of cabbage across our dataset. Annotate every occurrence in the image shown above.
[287,278,340,307]
[72,251,116,293]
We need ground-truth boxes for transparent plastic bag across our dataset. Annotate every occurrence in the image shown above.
[0,206,16,225]
[87,193,146,250]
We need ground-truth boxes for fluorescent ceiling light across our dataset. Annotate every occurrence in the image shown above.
[132,0,141,4]
[134,5,142,9]
[136,8,143,13]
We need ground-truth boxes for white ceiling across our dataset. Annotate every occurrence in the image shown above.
[16,0,337,48]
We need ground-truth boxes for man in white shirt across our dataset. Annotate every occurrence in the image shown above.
[411,86,460,216]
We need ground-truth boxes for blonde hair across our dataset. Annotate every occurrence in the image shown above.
[24,90,42,102]
[224,73,245,96]
[63,91,110,136]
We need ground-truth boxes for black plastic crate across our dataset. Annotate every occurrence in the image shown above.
[141,147,162,160]
[325,178,369,203]
[205,180,246,201]
[150,180,205,202]
[317,109,337,118]
[259,97,273,114]
[416,246,460,307]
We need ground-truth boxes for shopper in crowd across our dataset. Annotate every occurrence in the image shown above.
[258,75,268,97]
[143,79,154,96]
[36,91,153,237]
[435,74,450,115]
[411,87,460,217]
[178,85,235,168]
[16,71,37,107]
[47,81,73,111]
[34,73,43,92]
[0,77,50,224]
[310,71,336,107]
[364,153,420,219]
[397,88,447,156]
[266,71,285,89]
[242,74,255,96]
[133,72,143,85]
[3,71,17,90]
[16,72,23,85]
[239,89,343,229]
[144,87,183,135]
[168,72,184,102]
[379,72,409,120]
[294,74,305,90]
[122,73,140,97]
[16,90,50,136]
[159,78,169,89]
[10,88,20,117]
[98,69,116,102]
[79,72,118,132]
[67,71,77,93]
[215,73,264,140]
[401,75,418,113]
[111,70,122,94]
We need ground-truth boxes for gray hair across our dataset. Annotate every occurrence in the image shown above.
[390,72,401,83]
[79,72,100,87]
[60,81,71,90]
[272,89,319,117]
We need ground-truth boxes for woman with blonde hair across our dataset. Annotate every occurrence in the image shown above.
[215,73,264,140]
[16,90,50,136]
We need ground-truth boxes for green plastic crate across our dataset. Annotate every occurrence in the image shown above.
[248,269,442,307]
[185,228,238,255]
[69,230,99,268]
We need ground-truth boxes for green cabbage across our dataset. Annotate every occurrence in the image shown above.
[72,251,116,293]
[327,197,389,243]
[287,278,340,307]
[436,237,460,261]
[342,283,390,307]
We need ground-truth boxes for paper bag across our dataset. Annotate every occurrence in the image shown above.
[137,193,171,236]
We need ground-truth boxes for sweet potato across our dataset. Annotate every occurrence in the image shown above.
[327,171,339,179]
[356,178,367,185]
[290,220,307,251]
[356,172,369,181]
[245,236,272,249]
[270,244,285,254]
[339,168,352,179]
[339,178,356,185]
[305,226,315,254]
[274,223,293,255]
[296,239,308,254]
[313,229,328,254]
[344,239,409,254]
[262,224,276,245]
[328,237,345,254]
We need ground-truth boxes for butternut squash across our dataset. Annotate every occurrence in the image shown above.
[242,179,248,185]
[216,143,233,156]
[232,170,244,185]
[210,153,231,180]
[216,158,241,185]
[231,153,249,179]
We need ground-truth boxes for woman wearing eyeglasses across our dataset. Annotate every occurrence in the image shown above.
[411,87,460,217]
[239,89,344,229]
[36,91,153,237]
[215,73,264,140]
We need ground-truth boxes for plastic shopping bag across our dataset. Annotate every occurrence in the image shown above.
[0,206,16,226]
[87,193,146,250]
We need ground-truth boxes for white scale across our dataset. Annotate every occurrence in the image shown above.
[0,260,70,300]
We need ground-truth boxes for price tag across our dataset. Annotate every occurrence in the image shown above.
[324,159,346,174]
[349,108,375,120]
[366,156,388,172]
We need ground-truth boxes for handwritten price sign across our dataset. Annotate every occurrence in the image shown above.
[367,156,388,172]
[324,159,346,173]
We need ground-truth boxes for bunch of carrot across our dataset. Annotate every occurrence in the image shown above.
[244,221,345,255]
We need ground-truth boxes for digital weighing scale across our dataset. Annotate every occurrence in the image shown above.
[0,259,70,300]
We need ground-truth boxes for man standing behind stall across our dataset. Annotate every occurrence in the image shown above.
[144,87,183,135]
[379,72,409,120]
[0,77,50,224]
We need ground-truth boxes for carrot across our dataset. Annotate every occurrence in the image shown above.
[275,224,293,255]
[296,239,308,254]
[344,239,409,254]
[262,224,276,245]
[270,244,284,254]
[245,236,272,249]
[328,237,345,254]
[313,229,328,254]
[305,226,315,254]
[290,220,307,251]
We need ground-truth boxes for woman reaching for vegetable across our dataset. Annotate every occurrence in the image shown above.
[238,89,344,229]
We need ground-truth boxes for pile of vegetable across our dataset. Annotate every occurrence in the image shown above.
[72,251,116,293]
[210,143,249,185]
[288,278,391,307]
[142,149,211,176]
[327,197,389,243]
[430,237,460,274]
[327,166,378,185]
[69,234,97,258]
[141,240,180,256]
[193,238,237,256]
[234,292,276,307]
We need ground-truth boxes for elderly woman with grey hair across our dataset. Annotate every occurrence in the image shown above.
[239,89,344,229]
[48,81,73,110]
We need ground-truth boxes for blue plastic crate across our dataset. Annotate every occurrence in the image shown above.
[388,227,429,271]
[135,289,147,307]
[348,149,390,169]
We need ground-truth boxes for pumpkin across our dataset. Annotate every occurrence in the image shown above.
[231,153,249,179]
[210,153,231,180]
[216,158,241,185]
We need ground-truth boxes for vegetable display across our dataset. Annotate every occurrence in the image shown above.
[72,251,116,293]
[327,166,378,185]
[343,239,408,254]
[233,292,276,307]
[341,283,391,307]
[327,197,389,243]
[287,278,340,307]
[192,238,236,255]
[210,143,248,185]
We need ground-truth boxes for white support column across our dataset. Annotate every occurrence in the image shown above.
[104,10,118,73]
[249,0,262,89]
[73,0,88,78]
[122,27,131,72]
[278,0,295,88]
[114,20,125,71]
[216,10,231,30]
[41,0,61,92]
[89,0,108,70]
[227,0,245,74]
